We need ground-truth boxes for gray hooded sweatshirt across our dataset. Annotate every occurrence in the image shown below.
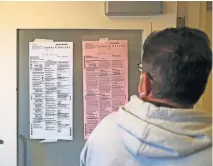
[80,95,212,166]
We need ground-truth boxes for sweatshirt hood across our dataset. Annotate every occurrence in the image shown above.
[116,95,212,158]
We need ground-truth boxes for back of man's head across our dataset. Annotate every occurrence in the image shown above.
[142,27,212,106]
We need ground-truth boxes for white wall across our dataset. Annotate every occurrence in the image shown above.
[0,2,177,166]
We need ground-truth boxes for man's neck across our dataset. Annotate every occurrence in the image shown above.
[143,97,193,109]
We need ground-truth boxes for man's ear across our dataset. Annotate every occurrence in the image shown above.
[138,72,152,99]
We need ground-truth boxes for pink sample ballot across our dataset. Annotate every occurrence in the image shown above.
[82,40,128,139]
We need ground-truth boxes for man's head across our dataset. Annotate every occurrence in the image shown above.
[138,27,212,108]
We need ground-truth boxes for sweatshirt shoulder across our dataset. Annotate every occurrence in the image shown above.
[82,112,136,166]
[101,112,118,124]
[90,112,118,137]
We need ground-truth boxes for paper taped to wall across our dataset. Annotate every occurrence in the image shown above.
[82,40,128,139]
[33,39,54,42]
[29,40,73,141]
[39,139,58,143]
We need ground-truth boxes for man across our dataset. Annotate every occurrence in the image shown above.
[80,27,212,166]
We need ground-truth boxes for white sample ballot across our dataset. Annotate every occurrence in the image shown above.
[29,42,73,140]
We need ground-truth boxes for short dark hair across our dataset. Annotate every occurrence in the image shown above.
[142,27,212,105]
